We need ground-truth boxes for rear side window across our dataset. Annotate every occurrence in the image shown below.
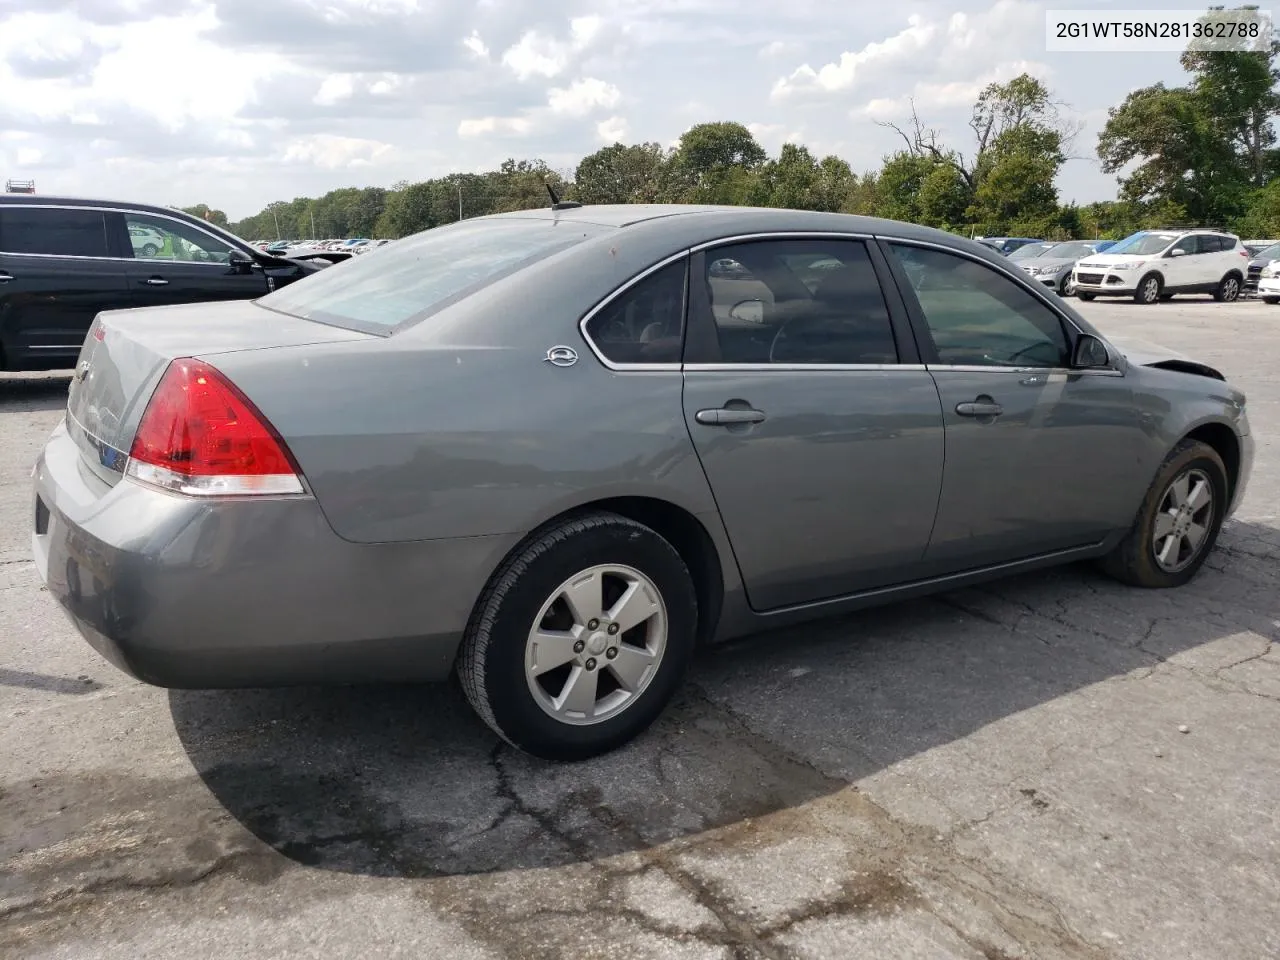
[0,207,110,258]
[258,217,608,334]
[584,259,687,365]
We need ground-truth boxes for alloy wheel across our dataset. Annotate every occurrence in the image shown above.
[524,563,668,725]
[1222,277,1240,301]
[1151,468,1215,573]
[1140,278,1160,303]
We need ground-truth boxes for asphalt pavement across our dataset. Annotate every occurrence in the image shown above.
[1,296,1277,959]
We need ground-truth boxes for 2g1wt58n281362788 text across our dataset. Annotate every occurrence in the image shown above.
[1046,8,1274,53]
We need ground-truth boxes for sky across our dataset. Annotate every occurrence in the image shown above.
[0,0,1211,220]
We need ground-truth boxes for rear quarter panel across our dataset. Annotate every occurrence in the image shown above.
[210,339,717,544]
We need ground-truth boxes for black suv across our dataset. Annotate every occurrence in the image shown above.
[0,195,326,372]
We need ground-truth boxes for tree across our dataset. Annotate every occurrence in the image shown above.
[181,204,229,228]
[574,142,668,204]
[666,122,767,201]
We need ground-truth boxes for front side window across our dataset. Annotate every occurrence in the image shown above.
[889,243,1070,369]
[583,259,687,365]
[1170,235,1203,256]
[0,207,109,258]
[126,213,235,264]
[697,238,898,365]
[260,217,608,333]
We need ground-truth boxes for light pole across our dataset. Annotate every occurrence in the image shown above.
[458,182,463,221]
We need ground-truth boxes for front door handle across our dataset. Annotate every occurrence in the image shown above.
[695,407,766,426]
[142,277,169,286]
[955,399,1004,418]
[0,272,12,283]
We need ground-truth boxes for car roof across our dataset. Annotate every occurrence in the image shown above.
[474,203,974,246]
[0,193,196,219]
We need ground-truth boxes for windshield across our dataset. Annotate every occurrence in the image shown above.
[258,217,607,333]
[1106,231,1178,256]
[1008,243,1052,260]
[1255,242,1280,260]
[1044,241,1099,260]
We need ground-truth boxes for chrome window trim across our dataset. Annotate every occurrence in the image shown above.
[0,202,251,262]
[28,344,84,350]
[691,230,875,252]
[577,248,692,372]
[926,364,1124,378]
[684,363,926,373]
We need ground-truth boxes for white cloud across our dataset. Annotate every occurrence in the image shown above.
[462,30,489,60]
[597,115,629,142]
[500,14,604,81]
[855,59,1052,121]
[548,77,621,117]
[314,74,356,106]
[457,115,534,138]
[280,134,395,168]
[772,14,937,100]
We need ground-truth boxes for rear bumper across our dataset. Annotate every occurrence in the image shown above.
[31,420,517,688]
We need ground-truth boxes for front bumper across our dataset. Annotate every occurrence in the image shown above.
[31,420,517,688]
[1255,277,1280,298]
[1072,269,1138,295]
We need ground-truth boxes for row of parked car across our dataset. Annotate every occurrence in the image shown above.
[252,238,391,258]
[980,229,1280,305]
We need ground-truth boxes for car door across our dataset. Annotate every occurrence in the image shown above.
[119,211,270,308]
[1164,234,1203,290]
[680,236,946,611]
[0,205,131,371]
[882,240,1152,574]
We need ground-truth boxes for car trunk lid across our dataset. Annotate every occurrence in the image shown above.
[65,299,371,487]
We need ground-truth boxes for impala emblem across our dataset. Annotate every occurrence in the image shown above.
[544,345,578,367]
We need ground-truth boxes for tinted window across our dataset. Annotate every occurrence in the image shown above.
[0,207,109,258]
[1171,235,1204,255]
[584,259,686,364]
[126,213,235,264]
[260,217,608,333]
[1108,232,1178,255]
[890,243,1070,368]
[697,238,898,365]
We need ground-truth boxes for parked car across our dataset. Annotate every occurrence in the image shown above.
[1015,239,1118,296]
[976,236,1044,255]
[32,204,1253,761]
[1072,229,1248,304]
[1242,239,1278,257]
[1243,240,1280,296]
[1006,242,1055,262]
[0,196,330,372]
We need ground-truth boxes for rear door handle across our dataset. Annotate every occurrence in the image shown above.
[955,400,1003,418]
[142,277,169,286]
[695,407,766,426]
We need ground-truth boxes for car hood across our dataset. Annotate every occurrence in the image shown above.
[1077,254,1149,268]
[1104,335,1229,382]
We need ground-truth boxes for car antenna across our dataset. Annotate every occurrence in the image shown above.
[545,181,582,211]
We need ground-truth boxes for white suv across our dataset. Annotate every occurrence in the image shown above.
[1072,229,1247,305]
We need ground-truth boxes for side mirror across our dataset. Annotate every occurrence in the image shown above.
[228,250,256,273]
[1168,248,1187,257]
[729,299,766,323]
[1072,334,1112,369]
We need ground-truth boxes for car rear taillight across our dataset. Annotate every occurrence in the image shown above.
[126,358,305,496]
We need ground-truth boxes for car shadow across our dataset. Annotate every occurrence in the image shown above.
[0,373,71,413]
[169,518,1280,879]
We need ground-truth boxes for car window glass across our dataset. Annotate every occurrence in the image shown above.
[584,259,687,365]
[695,238,898,365]
[126,213,235,264]
[0,208,109,258]
[1171,235,1202,255]
[1108,232,1178,256]
[261,218,607,333]
[889,243,1070,368]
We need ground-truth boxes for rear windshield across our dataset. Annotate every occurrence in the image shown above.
[258,217,608,333]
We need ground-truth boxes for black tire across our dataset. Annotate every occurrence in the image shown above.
[458,511,698,761]
[141,243,159,257]
[1077,292,1095,301]
[1134,273,1162,304]
[1214,273,1242,302]
[1265,297,1280,305]
[1098,439,1228,588]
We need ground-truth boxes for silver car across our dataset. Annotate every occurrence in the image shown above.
[32,204,1254,760]
[1015,239,1118,296]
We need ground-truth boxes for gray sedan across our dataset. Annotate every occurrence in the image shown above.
[1016,239,1118,295]
[32,204,1254,761]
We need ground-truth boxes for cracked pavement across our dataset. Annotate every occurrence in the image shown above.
[2,298,1278,959]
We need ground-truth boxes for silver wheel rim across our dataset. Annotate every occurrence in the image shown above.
[1141,278,1159,302]
[1223,278,1239,301]
[1152,468,1215,573]
[524,563,668,726]
[1064,276,1075,296]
